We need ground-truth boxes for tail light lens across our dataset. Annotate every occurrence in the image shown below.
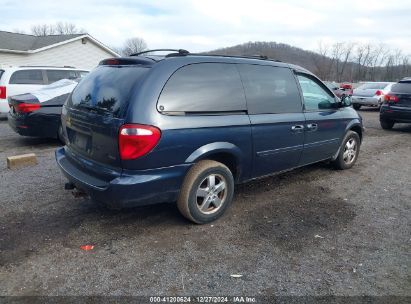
[384,95,399,103]
[0,86,6,99]
[375,90,383,96]
[15,103,41,113]
[119,124,161,160]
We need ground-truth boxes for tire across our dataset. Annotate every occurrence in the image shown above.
[332,131,361,170]
[380,119,394,130]
[177,160,234,224]
[57,124,66,145]
[353,104,361,110]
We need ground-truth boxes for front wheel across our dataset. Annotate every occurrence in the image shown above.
[332,131,361,170]
[177,160,234,224]
[353,104,361,110]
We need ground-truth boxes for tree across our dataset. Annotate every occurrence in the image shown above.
[121,37,148,56]
[31,22,85,36]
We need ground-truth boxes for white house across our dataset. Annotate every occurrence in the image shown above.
[0,31,119,70]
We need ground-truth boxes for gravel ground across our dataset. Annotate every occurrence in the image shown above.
[0,109,410,297]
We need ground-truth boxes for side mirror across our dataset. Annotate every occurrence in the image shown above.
[340,95,352,107]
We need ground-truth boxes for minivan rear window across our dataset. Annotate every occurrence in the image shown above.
[68,66,149,117]
[391,83,411,94]
[158,63,246,114]
[0,70,4,80]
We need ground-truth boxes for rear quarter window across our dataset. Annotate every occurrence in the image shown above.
[68,66,149,117]
[158,63,246,114]
[9,70,44,85]
[237,64,302,114]
[0,70,4,80]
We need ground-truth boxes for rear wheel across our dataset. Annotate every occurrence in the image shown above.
[380,119,394,130]
[353,104,361,110]
[333,131,360,170]
[177,160,234,224]
[57,124,66,144]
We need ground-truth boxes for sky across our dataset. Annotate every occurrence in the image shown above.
[1,0,411,54]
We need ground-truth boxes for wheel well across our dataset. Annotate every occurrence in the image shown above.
[201,153,239,181]
[350,125,363,142]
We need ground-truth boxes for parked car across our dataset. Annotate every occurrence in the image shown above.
[380,78,411,129]
[0,66,88,114]
[56,50,363,224]
[351,82,395,110]
[8,78,81,142]
[324,82,353,99]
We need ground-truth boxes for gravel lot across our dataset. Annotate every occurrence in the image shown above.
[0,109,410,297]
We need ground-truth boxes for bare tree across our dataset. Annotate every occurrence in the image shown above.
[55,22,84,35]
[31,22,85,36]
[31,24,54,36]
[121,37,148,56]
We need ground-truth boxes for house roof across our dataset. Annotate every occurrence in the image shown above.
[0,31,119,56]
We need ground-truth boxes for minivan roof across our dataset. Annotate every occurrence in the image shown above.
[99,49,311,74]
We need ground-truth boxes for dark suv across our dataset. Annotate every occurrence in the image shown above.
[56,50,363,224]
[379,78,411,129]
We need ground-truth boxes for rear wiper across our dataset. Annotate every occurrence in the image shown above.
[77,104,112,115]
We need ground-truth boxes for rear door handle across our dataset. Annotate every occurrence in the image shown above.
[306,123,318,131]
[291,125,304,133]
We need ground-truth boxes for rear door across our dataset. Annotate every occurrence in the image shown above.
[296,73,346,164]
[63,65,150,168]
[238,64,305,177]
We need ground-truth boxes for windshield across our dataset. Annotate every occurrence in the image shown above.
[357,83,389,90]
[67,66,149,117]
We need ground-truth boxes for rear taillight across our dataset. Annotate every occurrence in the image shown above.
[15,103,41,113]
[0,86,6,99]
[375,90,383,96]
[119,124,161,160]
[384,95,399,103]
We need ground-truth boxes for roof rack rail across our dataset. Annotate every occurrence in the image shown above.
[18,65,77,68]
[130,49,190,57]
[191,53,281,62]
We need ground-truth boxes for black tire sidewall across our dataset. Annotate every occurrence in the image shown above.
[380,120,394,130]
[187,166,234,224]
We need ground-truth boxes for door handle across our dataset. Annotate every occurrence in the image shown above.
[306,123,318,131]
[291,125,304,133]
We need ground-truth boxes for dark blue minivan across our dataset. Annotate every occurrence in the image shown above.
[56,50,363,223]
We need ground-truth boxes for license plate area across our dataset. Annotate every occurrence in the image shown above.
[67,127,92,153]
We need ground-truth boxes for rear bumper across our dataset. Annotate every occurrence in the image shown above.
[55,147,192,208]
[8,111,60,138]
[380,106,411,123]
[352,96,381,106]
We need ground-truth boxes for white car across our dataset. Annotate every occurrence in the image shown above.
[351,82,395,110]
[0,66,88,114]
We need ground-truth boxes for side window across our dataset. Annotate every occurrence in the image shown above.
[297,74,336,111]
[238,64,302,114]
[46,70,77,84]
[9,70,44,85]
[158,63,246,113]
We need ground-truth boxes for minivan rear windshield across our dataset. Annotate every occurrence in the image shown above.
[67,66,149,117]
[391,83,411,94]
